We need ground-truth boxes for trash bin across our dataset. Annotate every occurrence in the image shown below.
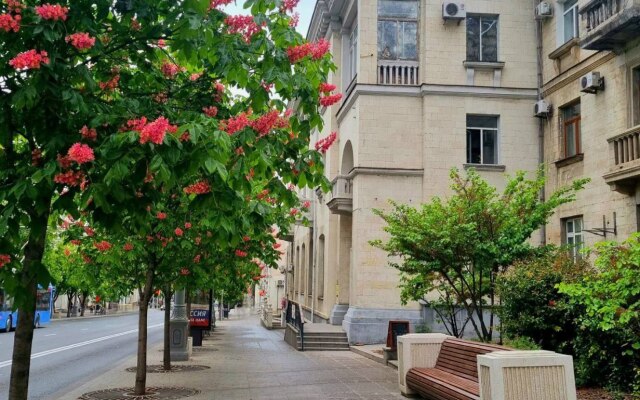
[190,328,203,346]
[223,308,229,318]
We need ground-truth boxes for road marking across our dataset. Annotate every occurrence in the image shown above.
[0,323,163,369]
[44,334,56,337]
[81,328,88,331]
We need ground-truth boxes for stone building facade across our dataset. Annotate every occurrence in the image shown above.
[286,0,543,344]
[540,0,640,253]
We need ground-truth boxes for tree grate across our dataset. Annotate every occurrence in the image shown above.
[125,365,210,373]
[78,387,200,400]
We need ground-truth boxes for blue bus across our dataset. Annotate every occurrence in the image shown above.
[0,285,54,332]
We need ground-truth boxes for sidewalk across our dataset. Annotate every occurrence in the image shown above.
[59,308,405,400]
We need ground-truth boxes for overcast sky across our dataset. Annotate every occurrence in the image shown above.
[223,0,317,36]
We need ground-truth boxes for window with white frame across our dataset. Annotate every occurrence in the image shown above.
[377,0,419,61]
[349,26,358,82]
[466,15,498,62]
[564,217,584,260]
[562,0,579,43]
[466,115,499,165]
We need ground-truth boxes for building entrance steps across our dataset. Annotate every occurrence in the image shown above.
[59,308,405,399]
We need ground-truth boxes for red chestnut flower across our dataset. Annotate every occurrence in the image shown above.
[66,33,96,51]
[9,49,49,70]
[35,4,68,21]
[67,143,95,164]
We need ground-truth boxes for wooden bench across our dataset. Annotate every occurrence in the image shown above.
[405,338,509,400]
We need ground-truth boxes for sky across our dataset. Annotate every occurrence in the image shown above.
[223,0,318,36]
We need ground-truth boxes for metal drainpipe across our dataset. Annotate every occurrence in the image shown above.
[535,0,547,245]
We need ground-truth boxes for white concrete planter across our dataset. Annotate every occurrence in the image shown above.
[477,350,577,400]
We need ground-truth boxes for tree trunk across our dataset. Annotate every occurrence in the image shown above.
[163,286,172,371]
[9,210,49,400]
[80,291,88,317]
[134,265,155,395]
[66,293,73,318]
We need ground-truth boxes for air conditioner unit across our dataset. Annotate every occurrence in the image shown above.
[535,1,553,19]
[580,71,604,94]
[286,264,293,272]
[443,2,466,20]
[534,100,551,118]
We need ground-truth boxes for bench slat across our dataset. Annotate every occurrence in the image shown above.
[407,368,479,400]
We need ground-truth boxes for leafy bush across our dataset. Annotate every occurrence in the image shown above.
[497,248,588,355]
[559,234,640,393]
[502,336,541,350]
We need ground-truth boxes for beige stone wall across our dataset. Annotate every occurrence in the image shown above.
[541,2,640,248]
[295,0,543,322]
[423,95,541,198]
[421,0,538,88]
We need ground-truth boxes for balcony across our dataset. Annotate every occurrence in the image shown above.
[579,0,640,51]
[378,60,419,85]
[603,126,640,193]
[326,176,353,215]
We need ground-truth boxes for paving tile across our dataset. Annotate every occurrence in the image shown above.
[62,309,406,400]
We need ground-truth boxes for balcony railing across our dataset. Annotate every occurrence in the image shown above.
[326,176,353,215]
[603,125,640,193]
[378,60,419,85]
[580,0,640,50]
[612,127,640,165]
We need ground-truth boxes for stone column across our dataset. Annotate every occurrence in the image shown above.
[170,289,189,361]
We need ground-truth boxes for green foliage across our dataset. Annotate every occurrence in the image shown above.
[558,234,640,393]
[371,168,587,342]
[414,323,432,334]
[497,248,589,355]
[501,336,542,351]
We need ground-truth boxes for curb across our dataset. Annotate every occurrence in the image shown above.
[50,310,140,322]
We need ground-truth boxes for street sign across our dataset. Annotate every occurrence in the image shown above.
[189,309,211,330]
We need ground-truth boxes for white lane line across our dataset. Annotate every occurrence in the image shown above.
[44,334,56,337]
[0,323,163,369]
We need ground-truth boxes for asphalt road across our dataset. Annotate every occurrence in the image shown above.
[0,309,164,400]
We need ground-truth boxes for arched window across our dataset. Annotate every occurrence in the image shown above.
[318,235,325,298]
[301,244,306,295]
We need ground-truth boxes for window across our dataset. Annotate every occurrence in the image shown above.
[377,0,419,60]
[317,235,325,299]
[563,0,579,43]
[467,115,499,165]
[467,15,498,62]
[561,102,581,158]
[36,290,50,311]
[307,239,313,297]
[564,217,584,260]
[349,26,358,82]
[632,66,640,126]
[300,244,306,295]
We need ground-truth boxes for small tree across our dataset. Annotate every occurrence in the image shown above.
[371,168,587,342]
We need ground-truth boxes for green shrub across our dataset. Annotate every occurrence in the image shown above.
[502,336,542,350]
[497,248,588,355]
[414,323,432,334]
[559,234,640,393]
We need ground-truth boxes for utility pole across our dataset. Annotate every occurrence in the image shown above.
[170,289,189,361]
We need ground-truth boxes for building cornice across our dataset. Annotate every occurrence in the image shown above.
[542,52,616,97]
[307,0,354,41]
[337,83,538,123]
[345,167,424,179]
